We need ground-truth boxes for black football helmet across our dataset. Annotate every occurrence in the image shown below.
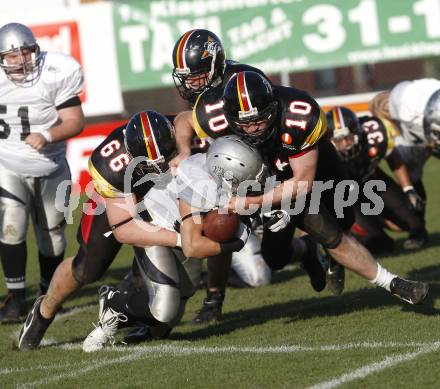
[172,29,225,103]
[124,110,176,182]
[223,71,278,146]
[423,89,440,158]
[326,106,365,161]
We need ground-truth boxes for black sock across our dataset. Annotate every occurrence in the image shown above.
[38,251,64,292]
[0,241,27,293]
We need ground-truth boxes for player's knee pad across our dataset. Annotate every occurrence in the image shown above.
[148,283,183,324]
[0,204,27,245]
[134,246,186,324]
[71,246,110,285]
[301,212,343,250]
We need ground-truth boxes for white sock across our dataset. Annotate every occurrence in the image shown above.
[369,263,397,292]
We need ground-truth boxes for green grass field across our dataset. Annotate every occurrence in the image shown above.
[0,159,439,388]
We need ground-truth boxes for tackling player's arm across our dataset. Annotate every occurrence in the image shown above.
[106,194,179,248]
[243,148,319,209]
[169,110,194,171]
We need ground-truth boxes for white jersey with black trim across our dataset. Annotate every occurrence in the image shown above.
[143,153,220,231]
[389,78,440,147]
[0,51,83,176]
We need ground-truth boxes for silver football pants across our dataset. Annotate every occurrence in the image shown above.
[231,232,271,287]
[134,246,201,326]
[0,158,71,256]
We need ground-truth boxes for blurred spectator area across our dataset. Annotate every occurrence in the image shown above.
[94,57,435,125]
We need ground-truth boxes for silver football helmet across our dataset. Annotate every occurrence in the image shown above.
[423,89,440,158]
[207,135,268,194]
[0,23,42,84]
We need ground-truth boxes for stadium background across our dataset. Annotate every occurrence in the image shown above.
[2,0,439,191]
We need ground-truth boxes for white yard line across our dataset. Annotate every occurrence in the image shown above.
[308,341,440,389]
[16,351,147,388]
[14,341,439,387]
[57,341,433,354]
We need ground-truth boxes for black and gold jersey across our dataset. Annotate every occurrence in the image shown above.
[344,115,395,181]
[89,125,131,198]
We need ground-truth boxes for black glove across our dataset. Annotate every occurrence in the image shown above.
[219,222,250,254]
[403,186,424,213]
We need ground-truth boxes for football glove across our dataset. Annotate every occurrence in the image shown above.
[263,209,290,232]
[403,186,424,213]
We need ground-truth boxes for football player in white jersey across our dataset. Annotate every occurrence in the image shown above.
[369,79,440,243]
[0,23,84,323]
[82,136,255,352]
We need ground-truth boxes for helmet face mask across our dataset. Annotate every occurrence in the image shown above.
[223,71,277,146]
[172,29,225,103]
[423,89,440,158]
[0,23,42,85]
[326,106,364,161]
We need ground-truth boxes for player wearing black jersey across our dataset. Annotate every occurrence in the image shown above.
[18,111,180,350]
[171,29,274,325]
[221,71,428,305]
[326,106,427,253]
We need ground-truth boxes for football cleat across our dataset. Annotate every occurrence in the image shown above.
[192,291,224,325]
[325,256,345,296]
[82,307,128,352]
[299,236,326,292]
[0,293,27,324]
[124,323,172,344]
[402,230,429,251]
[18,296,53,350]
[390,277,429,305]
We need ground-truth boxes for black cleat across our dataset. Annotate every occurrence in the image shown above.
[390,277,429,305]
[0,293,27,324]
[402,230,429,251]
[18,296,53,350]
[192,291,224,325]
[326,256,345,296]
[300,236,326,292]
[124,324,171,344]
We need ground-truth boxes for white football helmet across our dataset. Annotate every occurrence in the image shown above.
[0,23,42,85]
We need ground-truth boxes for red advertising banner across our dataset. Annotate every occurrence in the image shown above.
[31,22,87,101]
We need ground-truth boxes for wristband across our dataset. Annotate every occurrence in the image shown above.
[41,130,53,143]
[219,239,244,254]
[403,185,414,193]
[175,233,182,248]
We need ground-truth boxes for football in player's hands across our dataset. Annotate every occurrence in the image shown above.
[203,209,240,243]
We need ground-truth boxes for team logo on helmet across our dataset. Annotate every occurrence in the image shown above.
[201,36,218,59]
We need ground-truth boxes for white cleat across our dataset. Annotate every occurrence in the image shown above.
[82,307,128,352]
